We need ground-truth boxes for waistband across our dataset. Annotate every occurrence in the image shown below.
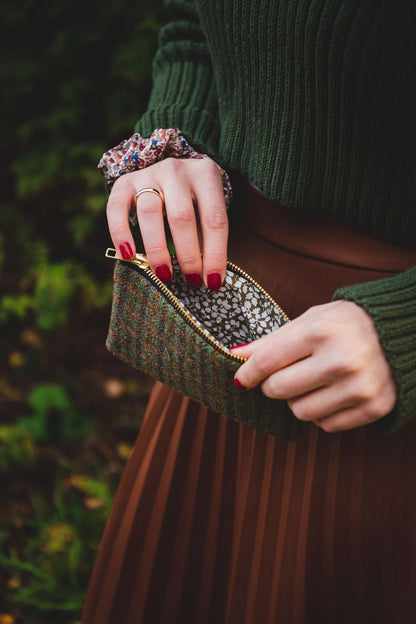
[242,185,416,273]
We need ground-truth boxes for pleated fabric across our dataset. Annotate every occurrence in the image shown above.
[83,186,416,623]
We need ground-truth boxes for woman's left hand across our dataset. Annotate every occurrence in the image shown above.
[233,300,397,432]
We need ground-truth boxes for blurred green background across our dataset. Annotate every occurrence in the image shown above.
[0,1,164,621]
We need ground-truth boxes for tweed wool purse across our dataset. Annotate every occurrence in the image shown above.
[105,249,300,440]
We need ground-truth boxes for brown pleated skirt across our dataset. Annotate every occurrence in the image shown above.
[83,185,416,624]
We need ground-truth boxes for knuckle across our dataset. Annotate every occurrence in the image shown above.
[261,376,280,399]
[326,354,355,378]
[159,157,182,174]
[200,157,219,175]
[145,243,166,257]
[109,222,127,238]
[304,304,325,320]
[112,175,128,191]
[177,252,200,266]
[187,156,217,173]
[365,403,383,421]
[137,201,162,218]
[318,419,339,433]
[289,399,309,422]
[261,382,274,399]
[168,206,194,226]
[367,391,396,420]
[110,175,134,199]
[350,376,375,404]
[359,382,375,404]
[205,209,228,230]
[252,352,272,378]
[309,316,330,342]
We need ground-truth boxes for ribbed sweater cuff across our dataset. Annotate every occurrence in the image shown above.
[333,267,416,432]
[135,54,220,160]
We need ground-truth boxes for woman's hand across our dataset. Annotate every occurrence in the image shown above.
[106,157,228,289]
[233,300,397,432]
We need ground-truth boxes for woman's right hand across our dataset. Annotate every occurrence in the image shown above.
[106,157,229,290]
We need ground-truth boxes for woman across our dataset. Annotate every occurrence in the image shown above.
[83,1,416,622]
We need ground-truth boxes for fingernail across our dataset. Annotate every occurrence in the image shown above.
[185,273,202,288]
[207,272,222,291]
[119,241,134,260]
[155,264,172,282]
[234,377,246,389]
[229,343,251,350]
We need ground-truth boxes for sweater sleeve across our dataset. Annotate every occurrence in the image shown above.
[333,267,416,432]
[135,0,220,159]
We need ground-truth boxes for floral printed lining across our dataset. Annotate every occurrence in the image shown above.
[168,258,287,350]
[97,128,232,208]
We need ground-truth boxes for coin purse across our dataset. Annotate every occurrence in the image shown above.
[105,249,300,440]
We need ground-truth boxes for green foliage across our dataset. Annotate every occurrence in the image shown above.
[0,296,34,324]
[0,426,36,471]
[18,384,91,445]
[0,0,164,621]
[1,0,164,199]
[0,258,113,330]
[0,474,113,616]
[33,265,76,332]
[0,0,165,336]
[70,474,113,513]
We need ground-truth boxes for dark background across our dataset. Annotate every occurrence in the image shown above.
[0,1,164,621]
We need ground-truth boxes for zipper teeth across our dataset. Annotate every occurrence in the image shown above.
[226,260,290,323]
[107,249,290,362]
[140,266,246,363]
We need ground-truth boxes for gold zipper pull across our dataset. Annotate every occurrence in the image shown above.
[105,248,150,270]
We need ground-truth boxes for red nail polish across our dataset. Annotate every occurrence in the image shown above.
[120,242,133,260]
[234,377,246,389]
[155,264,172,282]
[229,343,251,350]
[207,272,222,291]
[185,273,202,288]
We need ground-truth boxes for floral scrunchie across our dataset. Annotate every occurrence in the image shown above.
[97,128,233,208]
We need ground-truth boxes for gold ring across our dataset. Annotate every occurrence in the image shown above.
[135,187,165,205]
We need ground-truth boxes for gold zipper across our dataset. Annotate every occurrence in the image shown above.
[226,260,290,323]
[105,248,289,363]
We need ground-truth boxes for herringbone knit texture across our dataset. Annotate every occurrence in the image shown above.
[136,0,416,430]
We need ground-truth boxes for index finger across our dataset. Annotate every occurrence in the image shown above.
[191,160,228,289]
[233,319,312,389]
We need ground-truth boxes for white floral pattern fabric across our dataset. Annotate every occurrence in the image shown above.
[168,259,287,350]
[97,128,232,206]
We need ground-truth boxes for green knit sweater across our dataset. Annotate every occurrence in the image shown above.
[136,0,416,431]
